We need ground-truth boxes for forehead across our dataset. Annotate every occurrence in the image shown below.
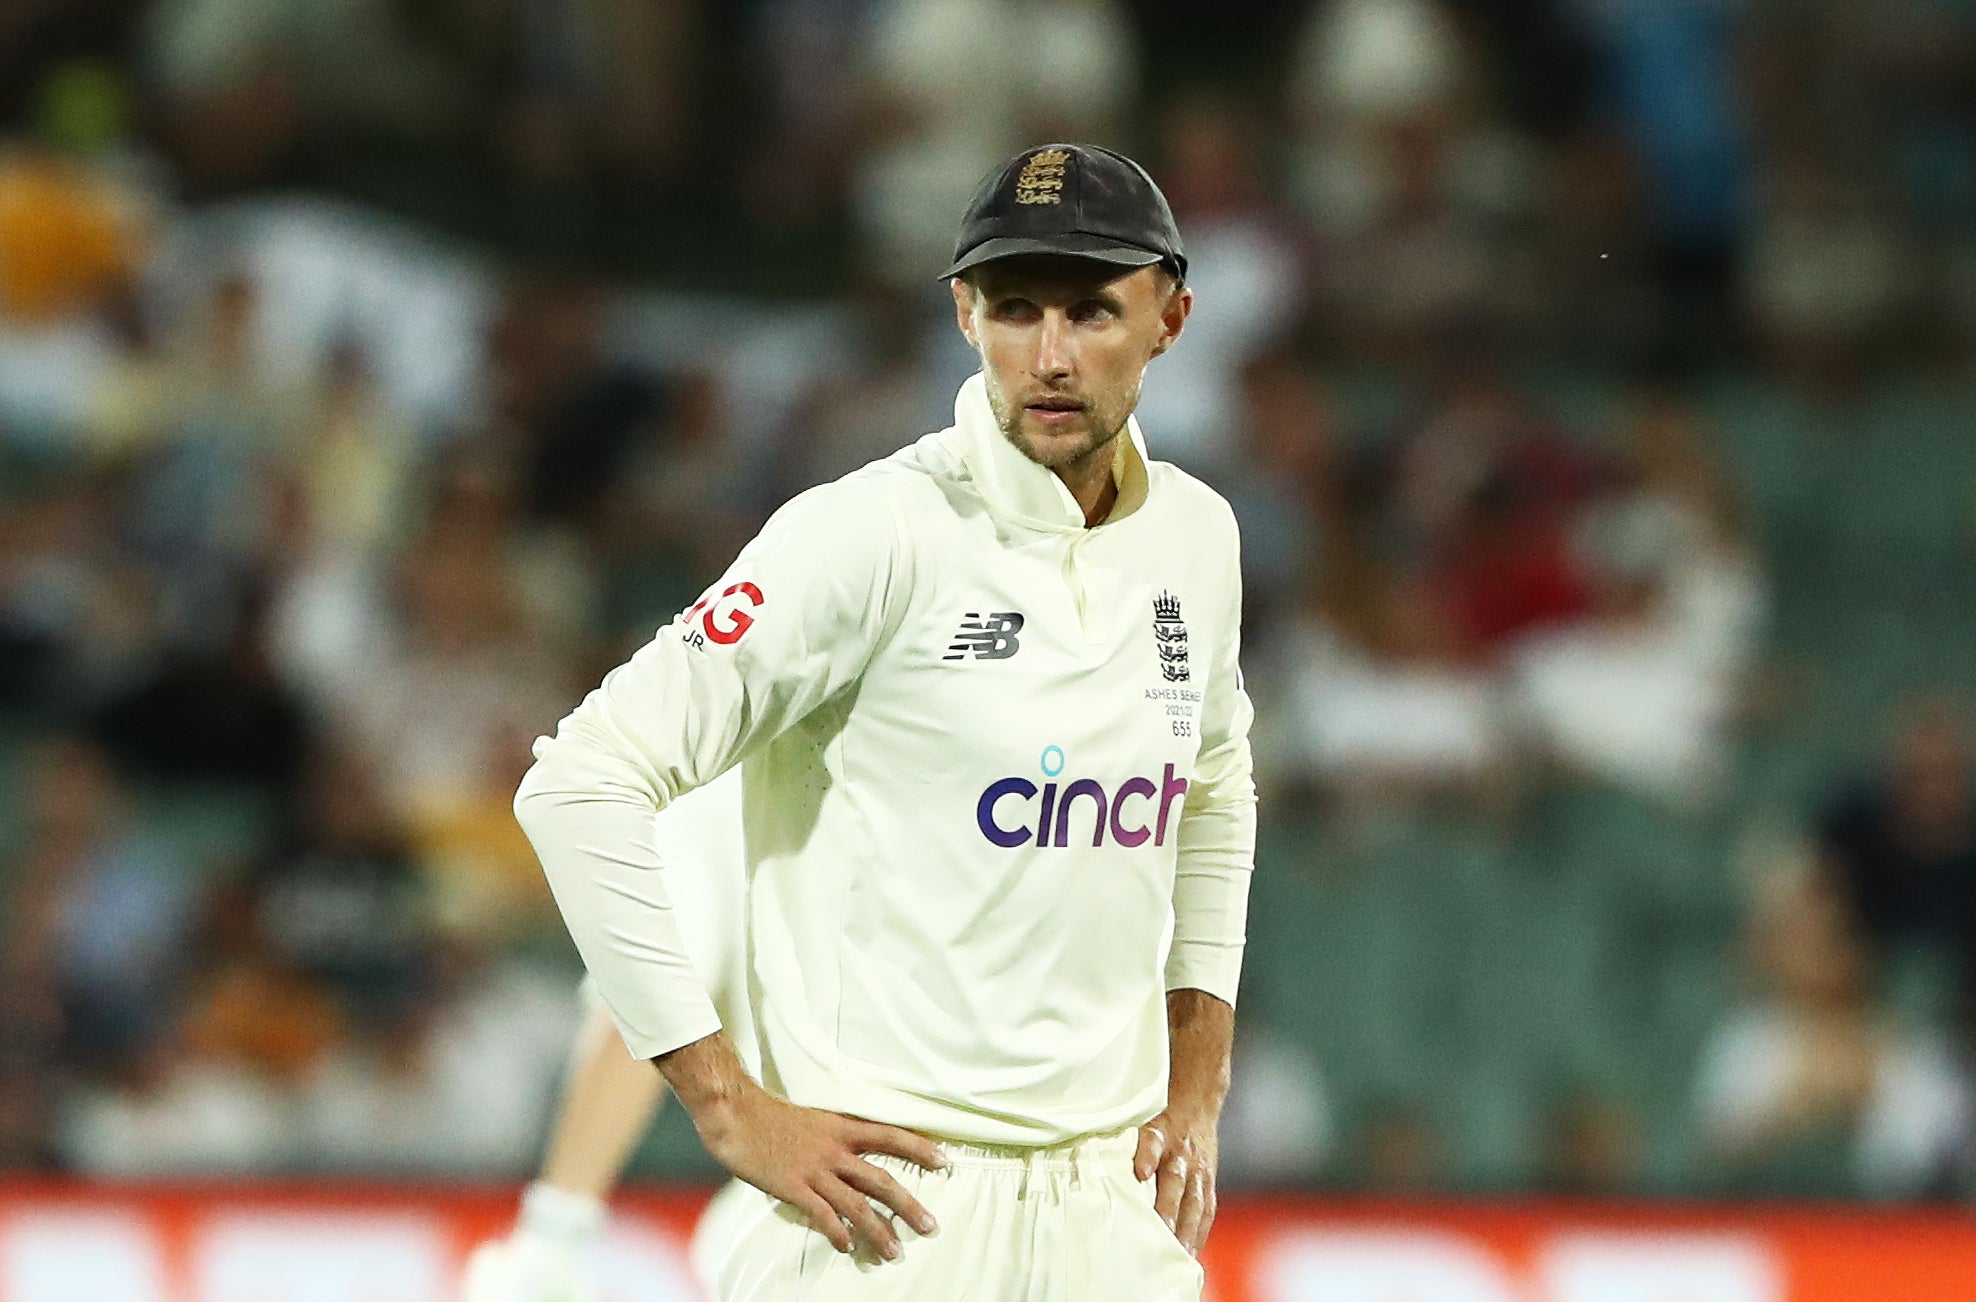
[969,256,1159,302]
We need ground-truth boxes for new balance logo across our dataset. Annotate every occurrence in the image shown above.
[944,611,1025,660]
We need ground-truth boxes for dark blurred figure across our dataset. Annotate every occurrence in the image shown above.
[486,277,667,534]
[1818,696,1976,971]
[90,581,316,796]
[1219,351,1344,636]
[0,1011,62,1168]
[224,743,433,1032]
[1572,0,1754,370]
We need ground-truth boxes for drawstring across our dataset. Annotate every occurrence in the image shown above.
[1016,1139,1087,1201]
[1018,1144,1046,1200]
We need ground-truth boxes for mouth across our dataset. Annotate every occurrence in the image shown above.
[1023,396,1087,426]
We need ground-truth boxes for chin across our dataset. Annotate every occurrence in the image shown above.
[1023,421,1099,462]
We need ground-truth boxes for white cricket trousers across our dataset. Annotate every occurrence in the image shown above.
[700,1128,1206,1301]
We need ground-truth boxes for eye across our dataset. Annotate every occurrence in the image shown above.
[1070,299,1116,324]
[989,297,1040,323]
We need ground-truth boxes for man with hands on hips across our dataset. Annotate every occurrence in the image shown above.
[515,141,1255,1299]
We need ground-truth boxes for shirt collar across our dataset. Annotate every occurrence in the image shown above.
[951,372,1149,532]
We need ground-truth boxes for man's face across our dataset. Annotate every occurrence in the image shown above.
[953,257,1191,472]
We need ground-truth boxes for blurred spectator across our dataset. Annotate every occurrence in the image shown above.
[2,736,201,1074]
[1257,570,1512,805]
[109,273,317,637]
[0,64,155,445]
[1286,0,1466,238]
[90,581,316,795]
[1512,396,1764,804]
[853,0,1136,281]
[1286,0,1548,359]
[779,281,950,494]
[227,743,433,1030]
[486,278,668,536]
[0,476,157,714]
[744,0,872,233]
[302,955,572,1175]
[1136,88,1305,473]
[322,455,577,942]
[1540,1083,1647,1195]
[1817,695,1976,977]
[1368,364,1605,656]
[62,945,343,1176]
[145,0,469,184]
[1745,149,1912,389]
[288,336,419,559]
[1693,869,1970,1198]
[1217,352,1345,633]
[1218,1019,1334,1187]
[0,116,145,330]
[1573,0,1753,367]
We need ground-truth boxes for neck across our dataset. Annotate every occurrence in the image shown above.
[1054,440,1120,527]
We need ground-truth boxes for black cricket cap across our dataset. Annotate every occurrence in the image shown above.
[940,143,1187,283]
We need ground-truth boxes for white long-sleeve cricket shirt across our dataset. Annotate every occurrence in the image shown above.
[515,372,1257,1145]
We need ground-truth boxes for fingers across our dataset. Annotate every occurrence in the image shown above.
[840,1157,939,1237]
[1153,1154,1187,1232]
[821,1175,903,1262]
[1134,1124,1165,1182]
[1174,1169,1214,1254]
[849,1121,948,1173]
[788,1186,852,1255]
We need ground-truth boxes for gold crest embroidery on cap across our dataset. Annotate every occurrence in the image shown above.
[1014,148,1070,205]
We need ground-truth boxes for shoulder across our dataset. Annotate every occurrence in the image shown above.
[761,453,934,535]
[1147,459,1242,548]
[745,446,953,586]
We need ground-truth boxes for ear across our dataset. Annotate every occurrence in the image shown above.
[1149,284,1193,359]
[951,277,978,348]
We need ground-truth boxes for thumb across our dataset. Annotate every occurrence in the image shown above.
[1134,1122,1166,1182]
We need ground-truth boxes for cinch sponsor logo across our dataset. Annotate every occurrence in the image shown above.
[975,744,1188,849]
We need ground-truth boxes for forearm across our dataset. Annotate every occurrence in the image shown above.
[516,750,722,1059]
[539,1000,667,1201]
[1164,987,1234,1123]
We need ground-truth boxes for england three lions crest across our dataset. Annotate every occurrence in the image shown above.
[1152,591,1190,682]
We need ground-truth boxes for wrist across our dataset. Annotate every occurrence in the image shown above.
[517,1181,606,1251]
[655,1032,754,1124]
[1160,1097,1223,1134]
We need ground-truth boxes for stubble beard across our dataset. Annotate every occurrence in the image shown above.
[985,377,1133,476]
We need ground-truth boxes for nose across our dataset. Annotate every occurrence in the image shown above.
[1034,310,1073,382]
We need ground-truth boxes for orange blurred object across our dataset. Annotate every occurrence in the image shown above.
[0,150,142,324]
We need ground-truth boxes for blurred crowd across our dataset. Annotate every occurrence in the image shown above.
[0,0,1975,1197]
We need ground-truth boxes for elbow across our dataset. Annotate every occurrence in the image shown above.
[511,743,559,837]
[511,732,671,835]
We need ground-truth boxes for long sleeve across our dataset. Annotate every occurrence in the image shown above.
[515,477,908,1058]
[1165,504,1257,1006]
